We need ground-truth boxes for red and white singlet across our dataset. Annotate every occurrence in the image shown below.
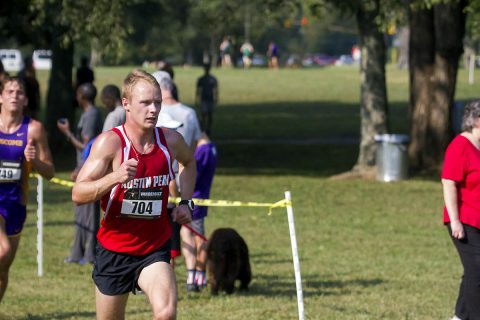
[97,126,175,255]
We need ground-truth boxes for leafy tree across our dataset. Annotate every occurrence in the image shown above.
[27,0,135,150]
[184,0,301,65]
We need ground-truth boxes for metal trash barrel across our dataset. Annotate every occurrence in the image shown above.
[375,134,410,182]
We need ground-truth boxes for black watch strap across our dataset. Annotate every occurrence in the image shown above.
[179,199,194,212]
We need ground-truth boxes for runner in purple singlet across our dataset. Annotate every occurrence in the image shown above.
[0,77,54,302]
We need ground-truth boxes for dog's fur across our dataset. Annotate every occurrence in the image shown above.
[207,228,251,295]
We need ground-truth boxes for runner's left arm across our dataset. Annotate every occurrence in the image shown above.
[164,128,196,224]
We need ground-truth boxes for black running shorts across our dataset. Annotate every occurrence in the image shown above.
[92,240,171,295]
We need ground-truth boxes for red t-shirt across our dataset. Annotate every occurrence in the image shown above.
[442,135,480,228]
[97,126,175,255]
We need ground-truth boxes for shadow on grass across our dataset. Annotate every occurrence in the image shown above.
[47,101,409,177]
[210,101,408,177]
[250,252,293,265]
[20,311,96,320]
[213,101,408,141]
[216,143,358,177]
[246,273,384,298]
[303,277,384,296]
[20,308,152,320]
[24,220,74,229]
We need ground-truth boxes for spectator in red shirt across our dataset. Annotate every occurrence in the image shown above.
[442,100,480,320]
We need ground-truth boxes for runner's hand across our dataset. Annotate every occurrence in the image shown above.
[172,205,192,224]
[116,159,138,183]
[24,139,36,162]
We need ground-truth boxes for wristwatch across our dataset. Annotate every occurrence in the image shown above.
[179,199,195,212]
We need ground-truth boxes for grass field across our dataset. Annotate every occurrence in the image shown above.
[3,65,480,319]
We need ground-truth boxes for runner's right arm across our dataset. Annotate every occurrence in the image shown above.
[72,131,137,204]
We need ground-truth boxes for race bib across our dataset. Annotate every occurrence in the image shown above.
[120,187,163,219]
[0,161,21,182]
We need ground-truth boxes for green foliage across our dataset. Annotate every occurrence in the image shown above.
[1,0,360,64]
[306,0,407,34]
[28,0,136,59]
[465,0,480,44]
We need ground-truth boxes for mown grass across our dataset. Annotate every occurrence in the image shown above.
[2,65,480,319]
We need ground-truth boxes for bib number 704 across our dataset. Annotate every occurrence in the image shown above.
[120,199,161,218]
[131,201,153,215]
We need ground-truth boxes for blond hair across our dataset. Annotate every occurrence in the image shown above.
[122,69,160,102]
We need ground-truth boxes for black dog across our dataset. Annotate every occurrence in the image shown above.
[207,228,251,295]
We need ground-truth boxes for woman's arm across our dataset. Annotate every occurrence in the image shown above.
[442,178,465,239]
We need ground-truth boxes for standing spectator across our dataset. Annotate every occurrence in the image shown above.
[219,36,232,68]
[17,57,40,119]
[267,41,279,69]
[152,71,201,152]
[352,45,361,63]
[57,83,103,265]
[100,84,126,132]
[0,76,54,303]
[195,63,218,135]
[240,41,254,69]
[73,56,95,109]
[463,37,476,71]
[157,61,179,101]
[442,100,480,320]
[83,84,126,163]
[72,70,195,319]
[152,71,202,291]
[185,132,218,291]
[76,56,95,87]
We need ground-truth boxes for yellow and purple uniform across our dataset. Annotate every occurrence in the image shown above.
[0,117,30,236]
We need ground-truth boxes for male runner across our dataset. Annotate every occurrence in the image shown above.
[72,70,196,319]
[0,77,54,302]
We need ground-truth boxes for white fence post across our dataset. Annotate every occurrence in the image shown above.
[37,175,43,277]
[285,191,304,320]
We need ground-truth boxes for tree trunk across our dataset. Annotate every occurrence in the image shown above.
[408,1,466,171]
[408,6,435,170]
[45,33,74,152]
[353,0,389,171]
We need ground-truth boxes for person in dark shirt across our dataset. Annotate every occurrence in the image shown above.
[17,57,40,119]
[57,83,103,265]
[76,56,94,87]
[195,64,218,135]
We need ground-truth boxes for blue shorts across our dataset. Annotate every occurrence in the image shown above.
[0,202,27,236]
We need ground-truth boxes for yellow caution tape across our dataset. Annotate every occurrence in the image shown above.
[49,177,75,188]
[30,173,75,187]
[29,174,290,214]
[168,197,291,215]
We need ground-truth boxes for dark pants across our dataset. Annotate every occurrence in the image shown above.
[69,201,100,263]
[168,207,181,254]
[448,223,480,320]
